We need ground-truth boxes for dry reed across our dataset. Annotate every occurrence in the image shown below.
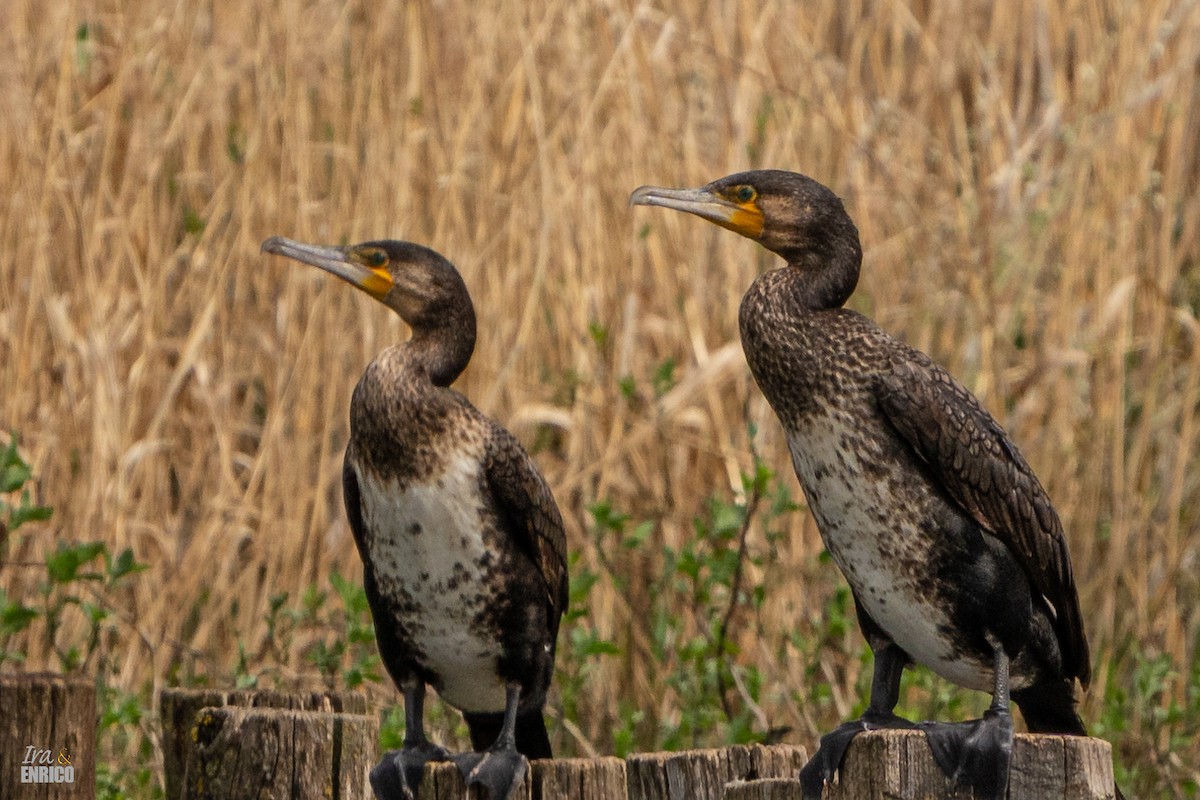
[1,0,1198,792]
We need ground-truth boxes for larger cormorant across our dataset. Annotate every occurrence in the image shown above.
[262,236,568,800]
[630,171,1100,800]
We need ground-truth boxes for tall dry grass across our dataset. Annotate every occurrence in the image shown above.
[2,0,1198,791]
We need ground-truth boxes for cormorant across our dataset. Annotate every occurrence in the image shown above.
[630,171,1100,800]
[262,236,568,800]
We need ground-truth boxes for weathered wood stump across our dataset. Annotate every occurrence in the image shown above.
[626,743,808,800]
[418,759,529,800]
[723,778,800,800]
[419,756,626,800]
[0,672,96,800]
[159,688,375,800]
[155,689,1122,800]
[534,757,628,798]
[732,730,1119,799]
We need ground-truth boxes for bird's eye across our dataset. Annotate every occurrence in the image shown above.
[364,250,388,268]
[734,185,756,203]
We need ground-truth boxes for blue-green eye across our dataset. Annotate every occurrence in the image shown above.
[734,185,756,203]
[364,250,387,267]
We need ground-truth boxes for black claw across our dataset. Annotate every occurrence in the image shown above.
[799,712,915,799]
[370,741,451,800]
[369,757,408,800]
[452,747,529,800]
[919,708,1014,800]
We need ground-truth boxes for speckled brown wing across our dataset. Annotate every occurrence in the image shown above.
[876,349,1091,688]
[483,424,569,638]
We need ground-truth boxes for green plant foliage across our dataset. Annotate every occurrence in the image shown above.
[232,570,382,692]
[1091,648,1200,795]
[561,427,801,753]
[556,550,621,734]
[1,438,157,800]
[1,435,53,546]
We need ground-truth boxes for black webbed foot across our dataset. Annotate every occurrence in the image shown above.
[799,711,915,799]
[370,740,451,800]
[919,707,1014,800]
[452,745,528,800]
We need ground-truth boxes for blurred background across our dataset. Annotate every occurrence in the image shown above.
[1,0,1197,795]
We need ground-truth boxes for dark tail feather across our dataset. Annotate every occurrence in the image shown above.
[1012,680,1088,735]
[463,710,553,760]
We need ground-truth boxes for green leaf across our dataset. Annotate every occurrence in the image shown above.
[623,520,654,550]
[0,592,38,635]
[106,547,147,583]
[708,501,744,539]
[99,692,143,729]
[587,499,628,533]
[1,461,31,493]
[0,649,27,666]
[578,638,620,657]
[81,602,109,625]
[182,208,206,235]
[8,496,53,529]
[347,626,376,646]
[587,321,609,350]
[58,645,81,671]
[330,571,369,615]
[301,585,327,619]
[379,706,406,750]
[269,591,289,612]
[652,357,677,398]
[46,542,107,583]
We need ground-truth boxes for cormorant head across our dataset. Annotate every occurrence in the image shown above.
[261,236,474,331]
[262,236,477,385]
[629,169,862,271]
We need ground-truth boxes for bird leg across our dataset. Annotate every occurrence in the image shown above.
[919,637,1015,800]
[452,685,529,800]
[370,683,450,800]
[800,642,915,798]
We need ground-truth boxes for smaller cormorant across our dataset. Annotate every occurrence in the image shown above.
[262,236,568,800]
[630,171,1106,800]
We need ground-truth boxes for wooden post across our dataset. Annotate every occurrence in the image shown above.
[0,672,96,800]
[723,779,800,800]
[159,688,375,800]
[533,757,627,799]
[419,756,626,800]
[733,730,1119,799]
[418,760,526,800]
[156,691,1122,800]
[626,744,808,800]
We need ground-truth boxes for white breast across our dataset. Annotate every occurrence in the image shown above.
[355,453,509,712]
[787,421,992,692]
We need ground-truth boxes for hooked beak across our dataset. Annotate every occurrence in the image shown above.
[261,236,393,300]
[629,185,764,238]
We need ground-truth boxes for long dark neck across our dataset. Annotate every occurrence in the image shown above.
[777,231,861,311]
[738,260,866,422]
[347,304,475,448]
[405,313,477,387]
[348,330,472,483]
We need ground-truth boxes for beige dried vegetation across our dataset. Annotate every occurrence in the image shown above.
[1,0,1198,790]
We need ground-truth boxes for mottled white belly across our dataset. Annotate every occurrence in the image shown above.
[787,426,992,692]
[356,455,508,712]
